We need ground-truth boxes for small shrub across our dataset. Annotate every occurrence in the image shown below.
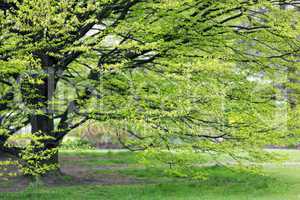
[69,121,125,149]
[60,138,95,150]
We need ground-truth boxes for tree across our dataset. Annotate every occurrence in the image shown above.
[0,0,299,177]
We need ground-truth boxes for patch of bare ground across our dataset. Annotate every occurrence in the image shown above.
[59,164,140,186]
[0,176,30,193]
[0,153,141,193]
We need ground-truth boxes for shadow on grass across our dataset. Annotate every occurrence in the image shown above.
[0,166,291,200]
[0,150,295,199]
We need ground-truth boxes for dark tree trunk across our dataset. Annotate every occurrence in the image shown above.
[29,112,61,175]
[27,57,61,175]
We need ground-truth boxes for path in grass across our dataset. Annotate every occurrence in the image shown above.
[0,150,143,192]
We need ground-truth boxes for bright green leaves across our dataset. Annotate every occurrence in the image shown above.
[102,0,300,177]
[0,160,18,179]
[0,0,299,179]
[17,134,59,177]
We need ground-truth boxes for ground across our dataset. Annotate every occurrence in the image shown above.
[1,150,300,199]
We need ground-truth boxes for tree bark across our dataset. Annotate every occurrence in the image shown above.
[26,57,60,174]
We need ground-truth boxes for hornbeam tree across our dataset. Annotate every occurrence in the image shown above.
[0,0,299,177]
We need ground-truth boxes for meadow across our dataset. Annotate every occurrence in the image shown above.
[1,149,300,200]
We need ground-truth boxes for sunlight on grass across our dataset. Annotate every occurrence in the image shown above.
[1,149,300,200]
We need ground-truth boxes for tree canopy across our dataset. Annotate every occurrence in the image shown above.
[0,0,299,177]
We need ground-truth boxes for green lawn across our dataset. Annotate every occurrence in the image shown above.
[1,150,300,200]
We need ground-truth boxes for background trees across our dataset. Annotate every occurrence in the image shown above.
[0,0,299,177]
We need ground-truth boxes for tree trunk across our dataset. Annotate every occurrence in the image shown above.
[27,61,60,175]
[30,114,61,175]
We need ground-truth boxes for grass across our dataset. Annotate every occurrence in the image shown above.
[1,149,300,200]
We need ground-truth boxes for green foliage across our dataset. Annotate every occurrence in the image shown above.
[0,160,18,178]
[17,134,58,177]
[0,0,299,178]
